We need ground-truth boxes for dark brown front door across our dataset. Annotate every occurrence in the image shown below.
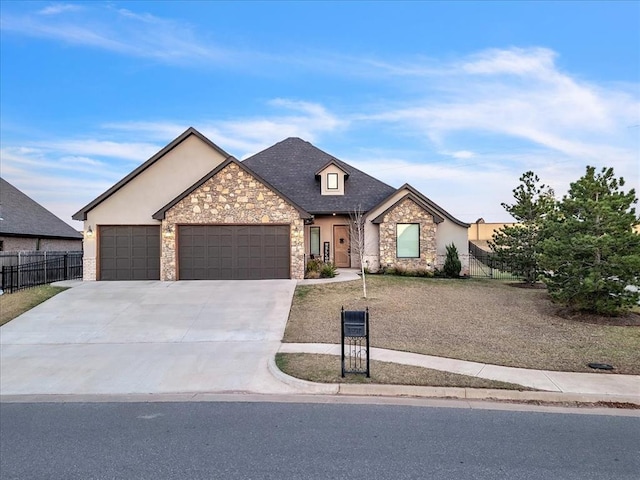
[333,225,350,267]
[178,225,290,280]
[99,225,160,280]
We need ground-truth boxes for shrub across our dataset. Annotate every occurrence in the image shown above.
[320,262,337,278]
[306,258,322,274]
[443,243,462,278]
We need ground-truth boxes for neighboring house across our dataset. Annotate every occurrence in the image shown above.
[73,127,470,281]
[468,218,517,252]
[0,177,83,252]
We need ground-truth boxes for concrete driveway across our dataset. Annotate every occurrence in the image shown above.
[0,281,301,396]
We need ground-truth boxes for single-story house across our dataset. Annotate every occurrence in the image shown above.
[73,127,469,281]
[0,177,83,252]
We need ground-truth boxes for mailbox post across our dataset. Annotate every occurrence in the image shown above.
[341,307,370,378]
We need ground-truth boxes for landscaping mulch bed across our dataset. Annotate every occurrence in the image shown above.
[285,276,640,374]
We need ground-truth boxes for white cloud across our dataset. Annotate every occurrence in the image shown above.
[2,5,231,65]
[42,140,161,162]
[356,47,639,196]
[1,35,637,225]
[104,99,347,158]
[37,3,83,16]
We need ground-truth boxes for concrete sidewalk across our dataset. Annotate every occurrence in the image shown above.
[278,343,640,402]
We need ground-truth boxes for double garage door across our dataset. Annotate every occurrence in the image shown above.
[178,225,290,280]
[99,224,290,280]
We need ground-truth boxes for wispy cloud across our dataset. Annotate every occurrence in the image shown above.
[1,24,637,225]
[37,3,83,16]
[105,99,347,158]
[358,47,639,189]
[2,4,231,65]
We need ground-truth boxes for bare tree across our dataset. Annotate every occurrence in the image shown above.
[349,205,367,298]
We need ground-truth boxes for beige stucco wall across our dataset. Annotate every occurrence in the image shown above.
[304,215,351,264]
[319,164,346,196]
[161,162,305,280]
[81,134,227,280]
[435,220,469,274]
[468,222,516,241]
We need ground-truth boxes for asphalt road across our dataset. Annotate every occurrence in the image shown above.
[1,400,638,480]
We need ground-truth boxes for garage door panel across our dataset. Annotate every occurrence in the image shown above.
[99,225,160,281]
[178,225,290,280]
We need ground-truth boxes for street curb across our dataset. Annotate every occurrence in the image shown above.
[267,356,339,394]
[270,356,640,406]
[338,384,640,405]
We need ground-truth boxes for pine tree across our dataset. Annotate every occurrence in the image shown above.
[490,171,555,285]
[540,166,640,315]
[443,243,462,278]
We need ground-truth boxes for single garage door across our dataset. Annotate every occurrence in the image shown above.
[99,225,160,280]
[178,225,290,280]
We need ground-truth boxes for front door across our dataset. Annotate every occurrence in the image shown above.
[333,225,350,267]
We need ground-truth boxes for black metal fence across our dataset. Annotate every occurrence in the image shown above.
[1,252,83,293]
[468,242,521,280]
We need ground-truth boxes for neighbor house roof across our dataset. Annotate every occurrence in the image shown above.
[242,137,396,214]
[0,177,83,239]
[152,157,312,220]
[72,127,231,221]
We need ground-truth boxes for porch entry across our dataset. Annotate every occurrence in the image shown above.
[333,225,350,267]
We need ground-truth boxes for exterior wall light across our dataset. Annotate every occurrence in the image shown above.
[86,226,94,237]
[163,225,174,237]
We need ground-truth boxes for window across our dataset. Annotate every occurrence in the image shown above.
[397,224,419,258]
[327,173,338,190]
[310,227,321,257]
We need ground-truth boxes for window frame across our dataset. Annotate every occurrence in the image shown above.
[326,172,339,190]
[396,223,420,258]
[310,226,321,257]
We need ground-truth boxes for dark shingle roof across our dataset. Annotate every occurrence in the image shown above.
[0,177,83,239]
[242,138,396,214]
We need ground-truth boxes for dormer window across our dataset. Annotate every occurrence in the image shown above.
[327,173,339,190]
[316,159,349,196]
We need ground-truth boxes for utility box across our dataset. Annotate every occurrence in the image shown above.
[341,307,370,378]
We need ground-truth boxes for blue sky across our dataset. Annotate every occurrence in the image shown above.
[1,1,639,228]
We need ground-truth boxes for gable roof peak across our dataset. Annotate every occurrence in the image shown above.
[72,127,231,221]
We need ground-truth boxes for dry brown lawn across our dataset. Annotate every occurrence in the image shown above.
[276,353,535,390]
[285,276,640,374]
[0,285,67,326]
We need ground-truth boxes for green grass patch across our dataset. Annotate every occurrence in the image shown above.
[0,285,68,326]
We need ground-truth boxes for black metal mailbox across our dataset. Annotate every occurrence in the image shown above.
[341,307,370,378]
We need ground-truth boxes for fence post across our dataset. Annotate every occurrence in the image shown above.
[64,254,69,280]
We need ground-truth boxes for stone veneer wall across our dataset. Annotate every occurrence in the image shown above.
[161,162,305,280]
[83,257,97,281]
[378,197,437,271]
